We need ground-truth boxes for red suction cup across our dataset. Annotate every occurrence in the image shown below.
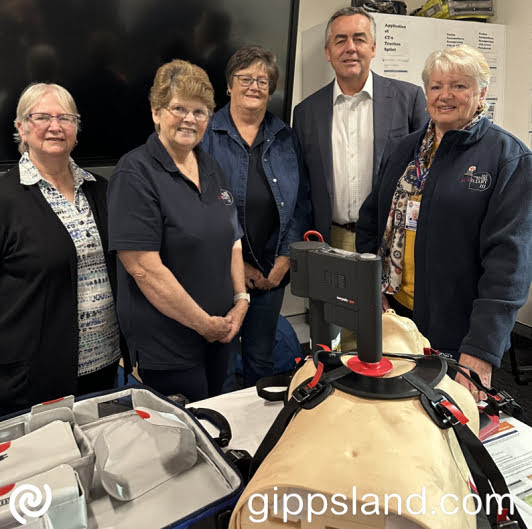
[347,355,393,377]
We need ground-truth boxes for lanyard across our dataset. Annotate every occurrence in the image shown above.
[414,152,429,191]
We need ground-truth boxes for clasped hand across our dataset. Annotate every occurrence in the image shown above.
[245,257,289,291]
[201,300,249,344]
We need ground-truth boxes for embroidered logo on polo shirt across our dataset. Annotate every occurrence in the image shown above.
[459,165,492,192]
[218,189,234,205]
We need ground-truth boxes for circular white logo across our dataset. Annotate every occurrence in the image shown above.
[9,483,52,525]
[219,189,234,206]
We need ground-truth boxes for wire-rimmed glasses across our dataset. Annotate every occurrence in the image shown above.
[27,113,79,127]
[233,75,271,90]
[164,105,211,122]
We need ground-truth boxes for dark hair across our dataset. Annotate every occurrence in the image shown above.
[325,6,376,47]
[225,45,279,95]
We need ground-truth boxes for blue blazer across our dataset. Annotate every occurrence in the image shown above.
[293,71,428,243]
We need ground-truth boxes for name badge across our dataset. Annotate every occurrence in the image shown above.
[406,200,420,231]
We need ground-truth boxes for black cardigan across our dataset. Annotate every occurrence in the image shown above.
[0,165,130,416]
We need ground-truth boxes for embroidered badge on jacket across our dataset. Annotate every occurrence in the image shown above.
[460,165,492,191]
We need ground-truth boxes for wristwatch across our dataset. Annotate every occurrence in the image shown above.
[233,292,251,304]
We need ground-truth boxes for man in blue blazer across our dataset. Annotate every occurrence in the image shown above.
[293,6,427,246]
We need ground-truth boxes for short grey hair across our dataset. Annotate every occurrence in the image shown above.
[422,45,491,92]
[14,83,79,155]
[325,7,376,48]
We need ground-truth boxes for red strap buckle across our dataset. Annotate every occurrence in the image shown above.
[308,362,324,389]
[497,508,510,523]
[440,400,469,425]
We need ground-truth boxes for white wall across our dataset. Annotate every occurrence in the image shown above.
[491,0,531,144]
[407,0,428,11]
[292,0,346,112]
[492,0,532,326]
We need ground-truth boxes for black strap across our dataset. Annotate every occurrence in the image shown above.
[443,360,523,418]
[188,407,232,448]
[250,365,351,479]
[249,393,302,479]
[402,370,444,403]
[440,356,483,383]
[256,374,292,402]
[402,371,527,529]
[453,420,527,528]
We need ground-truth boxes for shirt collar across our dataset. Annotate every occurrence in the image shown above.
[333,70,373,104]
[209,103,286,139]
[19,152,96,188]
[147,131,215,179]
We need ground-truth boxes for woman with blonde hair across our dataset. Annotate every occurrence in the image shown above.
[0,83,126,415]
[357,45,532,400]
[108,60,247,400]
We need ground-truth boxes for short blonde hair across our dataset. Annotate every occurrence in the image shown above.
[149,59,215,119]
[14,83,79,154]
[422,45,490,92]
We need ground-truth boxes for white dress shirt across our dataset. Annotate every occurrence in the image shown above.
[331,71,374,224]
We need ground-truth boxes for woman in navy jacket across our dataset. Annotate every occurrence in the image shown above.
[202,45,310,389]
[356,45,532,400]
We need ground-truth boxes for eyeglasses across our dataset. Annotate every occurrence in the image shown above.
[164,105,210,122]
[233,75,271,90]
[27,113,79,127]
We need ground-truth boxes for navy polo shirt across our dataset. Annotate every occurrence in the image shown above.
[108,132,242,369]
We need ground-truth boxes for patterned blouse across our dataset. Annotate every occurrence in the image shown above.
[19,153,120,376]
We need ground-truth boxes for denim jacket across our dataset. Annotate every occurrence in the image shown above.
[202,104,310,274]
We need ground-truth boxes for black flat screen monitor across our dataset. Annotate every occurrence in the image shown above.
[0,0,299,169]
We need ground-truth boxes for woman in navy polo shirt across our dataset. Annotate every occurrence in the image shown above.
[108,60,248,401]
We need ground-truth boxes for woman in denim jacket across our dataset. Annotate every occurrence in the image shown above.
[202,45,309,389]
